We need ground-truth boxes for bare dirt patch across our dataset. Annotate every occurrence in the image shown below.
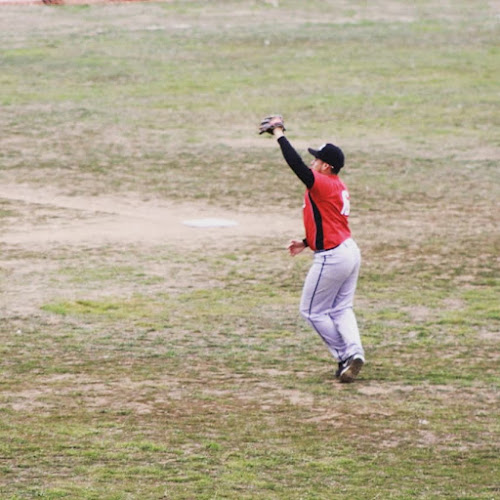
[0,182,302,320]
[0,183,300,249]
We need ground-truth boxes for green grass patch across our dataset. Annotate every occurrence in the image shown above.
[0,2,499,499]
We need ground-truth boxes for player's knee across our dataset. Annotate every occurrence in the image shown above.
[300,309,311,323]
[300,307,322,324]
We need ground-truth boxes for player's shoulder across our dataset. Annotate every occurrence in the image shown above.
[312,170,345,188]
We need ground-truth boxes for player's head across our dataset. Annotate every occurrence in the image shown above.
[308,143,345,174]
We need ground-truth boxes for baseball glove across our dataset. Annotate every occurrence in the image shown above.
[259,115,286,135]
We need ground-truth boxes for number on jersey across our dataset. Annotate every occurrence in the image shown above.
[341,190,350,216]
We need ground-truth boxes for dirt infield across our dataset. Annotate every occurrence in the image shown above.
[0,183,300,248]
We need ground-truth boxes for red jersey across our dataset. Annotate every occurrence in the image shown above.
[303,170,351,251]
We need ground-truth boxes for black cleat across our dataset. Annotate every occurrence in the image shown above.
[339,354,364,383]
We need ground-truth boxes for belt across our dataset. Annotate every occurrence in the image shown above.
[315,244,340,254]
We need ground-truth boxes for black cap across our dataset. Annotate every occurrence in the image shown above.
[308,143,345,172]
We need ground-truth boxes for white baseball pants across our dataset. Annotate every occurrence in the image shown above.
[299,238,364,362]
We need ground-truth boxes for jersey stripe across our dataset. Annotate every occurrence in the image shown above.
[308,193,324,250]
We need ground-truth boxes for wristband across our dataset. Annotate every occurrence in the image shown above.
[302,238,308,247]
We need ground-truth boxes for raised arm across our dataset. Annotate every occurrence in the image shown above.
[261,123,314,189]
[274,133,314,189]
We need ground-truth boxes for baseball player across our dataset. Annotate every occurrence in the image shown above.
[259,115,365,383]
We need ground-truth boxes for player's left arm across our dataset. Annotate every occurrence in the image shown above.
[259,115,315,188]
[275,136,314,188]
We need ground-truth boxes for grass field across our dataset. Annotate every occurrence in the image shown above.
[1,1,499,498]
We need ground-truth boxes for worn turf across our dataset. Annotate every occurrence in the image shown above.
[0,1,499,498]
